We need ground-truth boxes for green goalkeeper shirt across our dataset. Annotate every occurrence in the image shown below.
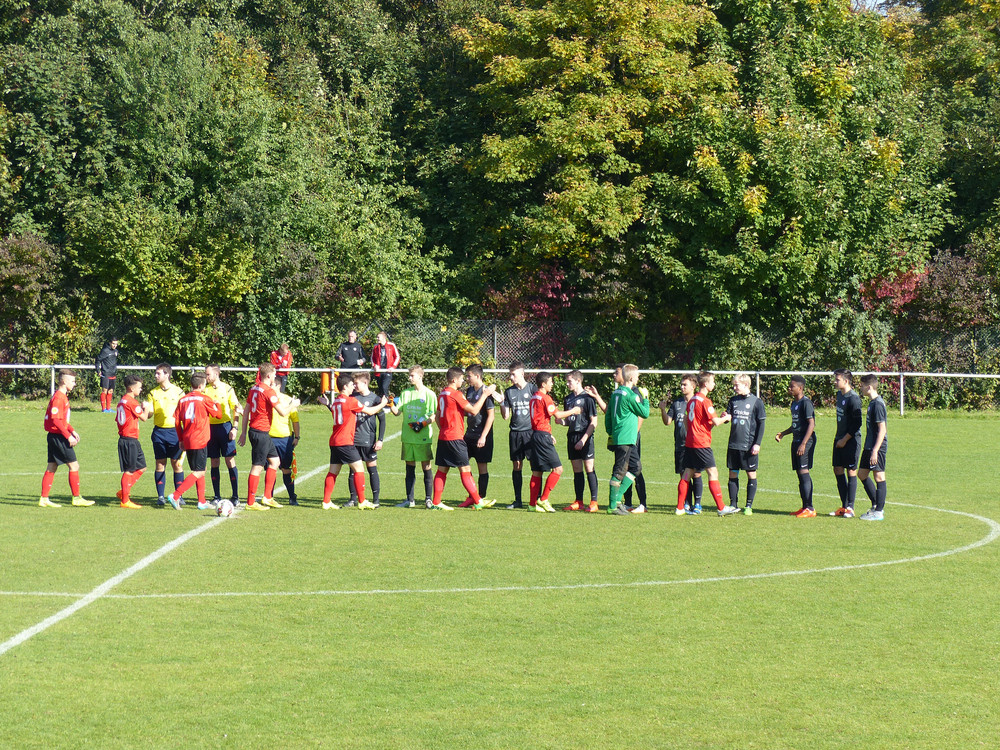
[605,385,649,446]
[398,386,437,445]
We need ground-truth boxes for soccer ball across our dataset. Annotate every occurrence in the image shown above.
[217,499,235,518]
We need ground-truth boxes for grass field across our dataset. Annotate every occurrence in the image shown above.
[2,398,999,749]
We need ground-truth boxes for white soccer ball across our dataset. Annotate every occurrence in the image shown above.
[217,499,235,518]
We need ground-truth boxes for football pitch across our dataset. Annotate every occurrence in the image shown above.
[1,401,999,749]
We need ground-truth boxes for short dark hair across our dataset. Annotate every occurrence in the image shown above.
[567,369,583,382]
[336,373,353,390]
[155,363,172,377]
[58,368,76,383]
[833,368,853,385]
[466,363,484,378]
[352,371,371,384]
[790,374,806,387]
[190,372,206,389]
[859,374,878,389]
[535,371,553,388]
[681,373,698,386]
[446,366,464,383]
[205,363,221,374]
[697,370,714,387]
[508,360,524,372]
[123,374,143,389]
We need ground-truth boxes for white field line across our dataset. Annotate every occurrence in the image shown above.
[3,502,997,606]
[0,432,401,656]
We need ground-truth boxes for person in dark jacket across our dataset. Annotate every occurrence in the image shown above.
[95,339,119,413]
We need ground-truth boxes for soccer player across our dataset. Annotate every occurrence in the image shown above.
[270,343,293,392]
[858,374,888,521]
[659,374,700,513]
[204,364,243,506]
[725,373,767,515]
[432,366,498,510]
[527,371,581,512]
[500,360,537,509]
[603,364,650,515]
[390,365,438,508]
[317,373,386,509]
[346,371,386,508]
[459,364,495,507]
[591,365,647,511]
[337,330,366,370]
[39,369,92,507]
[149,363,186,506]
[164,373,221,510]
[95,338,119,413]
[238,363,298,510]
[676,371,740,517]
[115,374,149,509]
[775,375,818,517]
[831,368,863,517]
[269,387,301,505]
[561,370,599,512]
[372,331,400,398]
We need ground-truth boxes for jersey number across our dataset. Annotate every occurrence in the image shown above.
[116,405,127,426]
[185,402,196,421]
[333,404,344,425]
[438,396,447,419]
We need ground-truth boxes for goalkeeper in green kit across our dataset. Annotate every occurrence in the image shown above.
[604,364,650,515]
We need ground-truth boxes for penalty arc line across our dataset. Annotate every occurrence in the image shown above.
[0,431,401,657]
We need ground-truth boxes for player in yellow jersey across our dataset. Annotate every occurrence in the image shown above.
[269,390,300,505]
[148,363,186,506]
[205,364,244,507]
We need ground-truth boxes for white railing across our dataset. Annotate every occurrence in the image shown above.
[5,363,1000,416]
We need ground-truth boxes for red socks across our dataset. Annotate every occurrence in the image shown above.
[709,480,724,510]
[173,473,198,500]
[432,470,447,505]
[68,470,81,497]
[540,473,560,502]
[41,470,55,498]
[352,471,366,503]
[677,478,689,510]
[528,475,542,506]
[263,467,277,499]
[247,473,260,505]
[460,471,480,503]
[323,472,336,503]
[120,469,144,502]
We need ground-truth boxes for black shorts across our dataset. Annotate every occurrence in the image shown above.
[465,432,494,464]
[100,375,116,390]
[151,426,183,461]
[272,436,295,469]
[529,431,561,472]
[791,438,816,471]
[509,430,533,462]
[330,444,362,466]
[611,444,632,481]
[860,446,887,473]
[683,446,716,471]
[832,438,861,470]
[46,432,77,466]
[117,436,147,473]
[356,442,378,463]
[436,438,470,468]
[566,432,595,461]
[727,447,759,473]
[627,436,643,475]
[207,422,237,459]
[674,447,685,475]
[186,447,208,472]
[249,428,278,467]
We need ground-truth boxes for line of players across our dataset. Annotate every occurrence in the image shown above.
[38,362,888,519]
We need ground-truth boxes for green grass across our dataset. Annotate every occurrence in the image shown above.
[1,399,999,748]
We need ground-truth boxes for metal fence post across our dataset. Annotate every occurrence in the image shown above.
[899,373,905,416]
[50,366,55,397]
[755,371,760,398]
[493,321,498,366]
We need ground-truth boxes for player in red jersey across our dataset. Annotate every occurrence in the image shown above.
[526,372,582,512]
[270,343,293,392]
[676,371,739,516]
[40,369,93,507]
[317,373,387,509]
[431,367,498,510]
[164,373,222,510]
[116,375,150,508]
[238,363,298,510]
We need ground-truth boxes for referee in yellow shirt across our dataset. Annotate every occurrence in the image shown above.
[269,390,300,505]
[149,363,185,505]
[205,364,244,506]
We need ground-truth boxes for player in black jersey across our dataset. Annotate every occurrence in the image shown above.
[857,374,888,521]
[775,375,817,517]
[560,370,599,511]
[831,368,863,517]
[337,330,366,370]
[459,364,496,507]
[659,374,700,512]
[346,372,386,507]
[500,361,537,509]
[725,374,767,514]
